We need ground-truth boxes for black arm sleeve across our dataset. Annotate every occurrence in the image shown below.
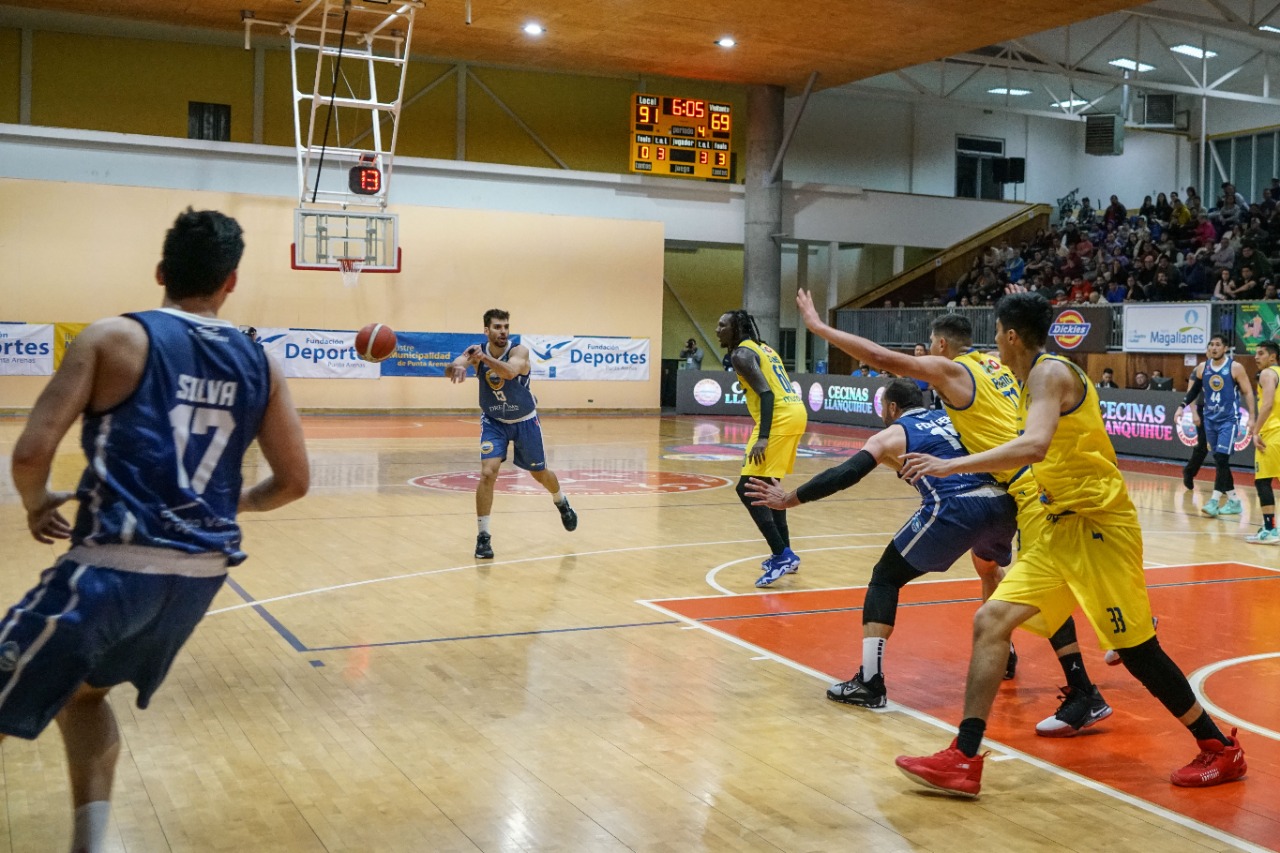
[756,390,775,439]
[795,450,878,503]
[1182,374,1203,406]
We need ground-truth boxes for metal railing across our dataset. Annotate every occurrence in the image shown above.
[834,301,1274,351]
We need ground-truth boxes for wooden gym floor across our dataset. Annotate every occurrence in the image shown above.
[0,413,1276,852]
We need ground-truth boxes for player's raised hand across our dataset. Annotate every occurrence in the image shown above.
[796,289,824,331]
[744,476,795,509]
[26,490,74,544]
[899,452,954,485]
[446,362,469,383]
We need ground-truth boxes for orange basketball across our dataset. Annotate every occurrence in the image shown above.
[355,323,397,363]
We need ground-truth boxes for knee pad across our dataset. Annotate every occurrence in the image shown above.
[864,543,919,626]
[1116,637,1197,718]
[1258,478,1275,507]
[1048,616,1078,652]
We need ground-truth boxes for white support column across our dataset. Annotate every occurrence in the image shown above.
[825,241,840,367]
[892,245,906,276]
[795,245,809,372]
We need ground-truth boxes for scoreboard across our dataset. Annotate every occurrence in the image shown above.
[630,94,732,180]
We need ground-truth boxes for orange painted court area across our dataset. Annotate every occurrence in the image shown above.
[651,562,1280,850]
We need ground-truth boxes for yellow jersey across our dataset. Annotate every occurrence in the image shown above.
[1259,365,1280,439]
[944,350,1027,486]
[1020,354,1136,522]
[736,340,807,436]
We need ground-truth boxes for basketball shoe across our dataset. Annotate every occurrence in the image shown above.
[760,547,800,571]
[755,552,799,588]
[1170,729,1247,787]
[1245,526,1280,544]
[895,740,985,797]
[1218,497,1243,516]
[556,499,578,531]
[475,532,494,559]
[1201,497,1220,517]
[1035,685,1112,737]
[826,669,886,708]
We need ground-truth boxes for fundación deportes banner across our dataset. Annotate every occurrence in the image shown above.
[0,323,54,376]
[256,327,380,379]
[523,334,650,381]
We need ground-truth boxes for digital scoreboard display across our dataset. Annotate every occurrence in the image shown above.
[630,94,732,180]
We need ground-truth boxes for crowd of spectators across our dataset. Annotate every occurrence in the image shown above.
[944,180,1280,307]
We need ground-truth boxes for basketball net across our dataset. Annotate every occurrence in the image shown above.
[337,257,365,288]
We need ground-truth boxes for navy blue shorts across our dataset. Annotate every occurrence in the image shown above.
[893,490,1018,574]
[1204,418,1238,456]
[480,415,547,471]
[0,557,225,739]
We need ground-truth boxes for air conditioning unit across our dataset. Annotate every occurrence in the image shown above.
[1085,114,1125,156]
[1144,93,1177,127]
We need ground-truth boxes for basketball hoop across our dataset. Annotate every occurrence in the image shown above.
[336,257,365,288]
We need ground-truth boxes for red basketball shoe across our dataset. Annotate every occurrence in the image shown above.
[1170,729,1247,788]
[895,740,985,797]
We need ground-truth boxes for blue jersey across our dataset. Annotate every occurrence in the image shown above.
[897,408,999,504]
[71,309,271,565]
[478,343,538,423]
[1202,357,1237,425]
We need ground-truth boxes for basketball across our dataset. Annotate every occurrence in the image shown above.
[355,323,397,363]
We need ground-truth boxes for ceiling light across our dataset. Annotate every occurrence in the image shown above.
[522,22,544,35]
[1259,24,1280,33]
[1051,97,1088,108]
[1170,44,1217,59]
[988,87,1031,96]
[1108,58,1154,72]
[716,37,736,48]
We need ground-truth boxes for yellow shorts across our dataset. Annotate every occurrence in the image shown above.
[1257,429,1280,479]
[1009,475,1048,549]
[741,430,803,478]
[990,514,1156,651]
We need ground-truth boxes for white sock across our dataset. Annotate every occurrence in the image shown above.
[477,516,490,534]
[551,491,565,505]
[1227,490,1238,501]
[72,801,110,853]
[862,637,886,679]
[1211,490,1223,502]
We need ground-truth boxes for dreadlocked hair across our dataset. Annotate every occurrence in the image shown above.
[725,309,764,346]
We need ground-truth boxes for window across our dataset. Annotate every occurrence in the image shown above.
[955,136,1005,200]
[188,102,231,142]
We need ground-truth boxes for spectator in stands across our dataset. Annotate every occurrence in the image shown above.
[1105,277,1128,303]
[853,362,880,378]
[1236,266,1263,300]
[1148,270,1185,302]
[1156,255,1182,288]
[1155,192,1173,224]
[1212,269,1256,301]
[1213,192,1245,232]
[679,338,704,370]
[1186,186,1202,209]
[1136,254,1158,289]
[1168,196,1193,238]
[1078,196,1095,224]
[1105,195,1128,228]
[1193,213,1218,249]
[1130,371,1150,390]
[1182,248,1214,297]
[1149,370,1174,391]
[1123,273,1145,302]
[1139,195,1156,222]
[1261,188,1277,214]
[1263,282,1278,301]
[1068,276,1092,303]
[1210,234,1237,272]
[1224,181,1249,207]
[1098,368,1119,389]
[1235,243,1273,282]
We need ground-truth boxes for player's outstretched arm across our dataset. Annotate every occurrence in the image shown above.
[240,358,310,513]
[1234,361,1258,423]
[901,359,1070,483]
[744,426,905,508]
[795,289,972,403]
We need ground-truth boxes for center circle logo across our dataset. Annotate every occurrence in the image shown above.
[807,382,824,412]
[1175,410,1199,447]
[1048,309,1091,350]
[1233,406,1253,452]
[693,378,721,407]
[410,468,732,495]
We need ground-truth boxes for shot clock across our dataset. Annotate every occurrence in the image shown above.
[348,164,382,195]
[630,94,732,180]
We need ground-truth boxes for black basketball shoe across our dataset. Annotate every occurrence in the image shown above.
[557,499,578,532]
[475,532,494,559]
[826,669,887,708]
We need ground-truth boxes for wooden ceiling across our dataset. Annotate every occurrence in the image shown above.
[6,0,1151,90]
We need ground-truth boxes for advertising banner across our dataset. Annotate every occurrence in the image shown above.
[0,323,54,375]
[1235,302,1280,354]
[380,332,488,377]
[1123,303,1211,353]
[1098,388,1254,467]
[257,328,380,379]
[1045,306,1112,354]
[524,335,650,381]
[53,322,90,369]
[677,371,889,428]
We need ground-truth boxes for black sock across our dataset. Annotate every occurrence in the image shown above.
[957,717,986,757]
[1058,652,1092,693]
[772,508,790,549]
[1187,711,1230,745]
[1266,513,1275,530]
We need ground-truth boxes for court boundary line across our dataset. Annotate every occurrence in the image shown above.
[1190,653,1280,744]
[634,595,1271,853]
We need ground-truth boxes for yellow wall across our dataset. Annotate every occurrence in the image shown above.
[662,246,744,358]
[31,32,255,139]
[0,28,18,124]
[0,179,664,411]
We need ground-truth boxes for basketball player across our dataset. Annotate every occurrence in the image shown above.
[896,292,1246,796]
[3,209,310,852]
[796,290,1106,736]
[745,379,1016,708]
[1175,335,1256,517]
[447,309,577,559]
[715,309,807,587]
[1246,340,1280,544]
